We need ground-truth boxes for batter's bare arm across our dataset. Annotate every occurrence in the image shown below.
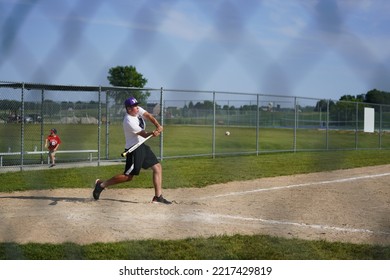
[143,111,163,133]
[137,129,158,138]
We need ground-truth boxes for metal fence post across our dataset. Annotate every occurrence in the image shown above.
[212,91,216,159]
[40,89,45,164]
[160,87,164,161]
[355,102,358,150]
[20,83,25,171]
[326,99,329,150]
[379,104,383,149]
[256,94,260,155]
[293,97,297,152]
[105,92,109,160]
[98,86,101,166]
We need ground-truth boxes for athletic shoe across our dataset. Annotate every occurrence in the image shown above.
[152,195,172,205]
[93,179,104,200]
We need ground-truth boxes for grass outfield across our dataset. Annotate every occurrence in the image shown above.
[2,150,390,191]
[2,124,390,163]
[1,150,390,259]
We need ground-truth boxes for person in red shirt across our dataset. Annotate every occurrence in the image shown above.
[45,128,61,167]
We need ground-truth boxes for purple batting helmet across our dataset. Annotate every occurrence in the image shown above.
[124,97,139,107]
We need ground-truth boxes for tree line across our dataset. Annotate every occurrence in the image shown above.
[315,89,390,112]
[1,65,389,114]
[106,65,390,111]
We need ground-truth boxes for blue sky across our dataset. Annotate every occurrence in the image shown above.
[0,0,389,101]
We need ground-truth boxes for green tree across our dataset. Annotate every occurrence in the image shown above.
[314,99,335,112]
[339,94,364,102]
[107,65,149,105]
[194,100,214,110]
[365,89,390,105]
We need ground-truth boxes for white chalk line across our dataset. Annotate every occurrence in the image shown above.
[199,172,390,200]
[200,212,390,236]
[197,172,390,238]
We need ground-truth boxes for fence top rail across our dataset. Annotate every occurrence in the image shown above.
[0,81,161,93]
[1,81,390,108]
[0,150,98,156]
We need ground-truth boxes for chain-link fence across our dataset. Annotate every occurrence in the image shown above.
[1,81,390,171]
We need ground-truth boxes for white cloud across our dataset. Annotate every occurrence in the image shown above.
[157,9,212,42]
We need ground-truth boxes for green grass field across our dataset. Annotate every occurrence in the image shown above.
[2,124,389,165]
[1,149,390,259]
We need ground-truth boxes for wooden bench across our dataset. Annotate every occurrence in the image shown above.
[0,150,98,166]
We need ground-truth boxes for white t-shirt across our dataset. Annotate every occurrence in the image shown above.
[123,106,147,149]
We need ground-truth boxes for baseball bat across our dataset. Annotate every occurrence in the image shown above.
[121,134,153,157]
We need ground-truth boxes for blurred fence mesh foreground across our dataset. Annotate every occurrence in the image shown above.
[1,81,390,171]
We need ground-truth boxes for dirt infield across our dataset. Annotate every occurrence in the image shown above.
[1,165,389,245]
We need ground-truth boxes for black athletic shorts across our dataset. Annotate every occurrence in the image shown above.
[124,144,159,176]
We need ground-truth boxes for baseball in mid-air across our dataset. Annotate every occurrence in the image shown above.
[225,131,230,136]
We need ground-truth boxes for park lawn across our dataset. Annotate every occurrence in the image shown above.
[1,149,390,192]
